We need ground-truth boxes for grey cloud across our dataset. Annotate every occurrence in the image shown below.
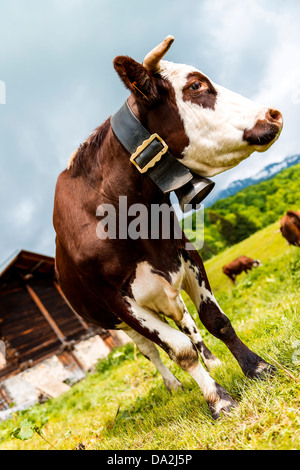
[1,0,299,263]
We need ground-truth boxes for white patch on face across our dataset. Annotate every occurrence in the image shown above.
[130,261,185,322]
[159,60,270,177]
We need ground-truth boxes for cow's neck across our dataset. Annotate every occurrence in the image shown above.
[81,120,167,209]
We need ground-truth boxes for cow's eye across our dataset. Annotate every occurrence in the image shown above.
[190,81,202,91]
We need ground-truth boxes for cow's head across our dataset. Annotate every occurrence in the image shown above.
[114,36,283,177]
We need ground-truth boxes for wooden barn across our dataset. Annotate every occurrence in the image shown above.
[0,250,128,417]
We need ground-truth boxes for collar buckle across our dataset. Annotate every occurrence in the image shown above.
[130,133,168,173]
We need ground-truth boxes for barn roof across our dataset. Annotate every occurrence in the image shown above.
[0,249,55,280]
[0,249,117,382]
[0,250,129,415]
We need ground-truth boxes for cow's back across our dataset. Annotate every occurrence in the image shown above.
[280,211,300,247]
[223,256,253,275]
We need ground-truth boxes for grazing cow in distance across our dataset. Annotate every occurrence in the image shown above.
[53,36,282,419]
[280,211,300,247]
[223,256,262,284]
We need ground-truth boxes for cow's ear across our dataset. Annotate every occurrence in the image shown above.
[113,56,159,106]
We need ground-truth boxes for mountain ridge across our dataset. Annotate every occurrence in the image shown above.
[207,154,300,206]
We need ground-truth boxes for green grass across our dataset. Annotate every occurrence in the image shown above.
[194,163,300,261]
[204,220,289,294]
[0,220,299,450]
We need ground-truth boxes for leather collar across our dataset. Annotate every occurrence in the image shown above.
[110,100,193,194]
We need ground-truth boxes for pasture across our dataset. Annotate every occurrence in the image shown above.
[0,220,299,450]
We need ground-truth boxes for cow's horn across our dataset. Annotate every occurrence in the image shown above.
[143,35,174,73]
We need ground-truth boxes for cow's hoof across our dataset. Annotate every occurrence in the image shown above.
[240,352,277,380]
[208,384,237,420]
[250,361,277,380]
[164,376,183,392]
[209,395,237,420]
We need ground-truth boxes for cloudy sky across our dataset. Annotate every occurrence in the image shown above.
[1,0,300,264]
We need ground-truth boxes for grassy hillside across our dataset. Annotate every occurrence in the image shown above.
[205,220,291,294]
[184,163,300,261]
[0,220,299,450]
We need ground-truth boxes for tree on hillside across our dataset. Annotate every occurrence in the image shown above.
[185,163,300,262]
[232,212,258,243]
[208,211,236,245]
[208,210,258,246]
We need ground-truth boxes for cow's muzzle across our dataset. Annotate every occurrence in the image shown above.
[243,108,283,147]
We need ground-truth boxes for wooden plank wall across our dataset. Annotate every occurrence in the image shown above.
[0,384,11,411]
[0,262,123,385]
[31,278,88,342]
[0,284,61,375]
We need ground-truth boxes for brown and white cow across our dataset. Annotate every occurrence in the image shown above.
[53,36,282,419]
[280,211,300,247]
[223,256,262,284]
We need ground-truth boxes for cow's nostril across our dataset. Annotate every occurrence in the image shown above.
[243,108,283,146]
[267,108,283,124]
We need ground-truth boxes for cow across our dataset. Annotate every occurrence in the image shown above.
[280,211,300,247]
[222,256,262,284]
[53,36,282,419]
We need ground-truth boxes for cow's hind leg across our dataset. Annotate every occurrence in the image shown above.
[119,298,236,420]
[183,253,275,379]
[124,327,182,392]
[175,301,221,371]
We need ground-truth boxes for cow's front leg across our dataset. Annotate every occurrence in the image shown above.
[116,296,236,420]
[183,252,275,379]
[122,326,183,392]
[199,297,275,378]
[175,300,221,371]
